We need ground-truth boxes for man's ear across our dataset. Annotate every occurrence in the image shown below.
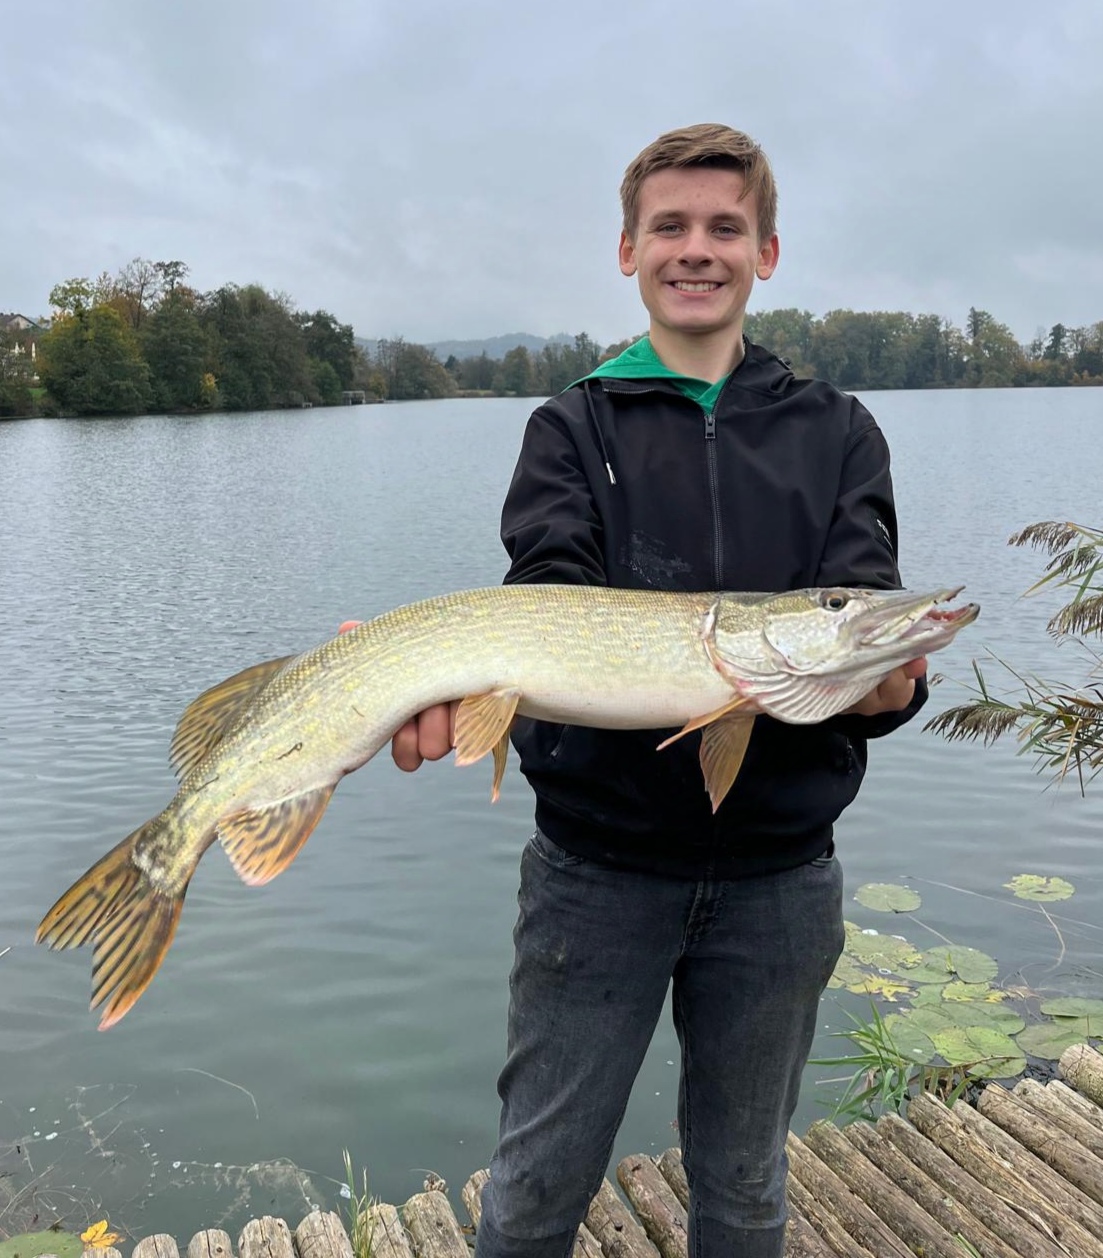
[618,230,638,277]
[756,233,780,281]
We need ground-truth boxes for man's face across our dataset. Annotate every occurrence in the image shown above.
[619,166,779,343]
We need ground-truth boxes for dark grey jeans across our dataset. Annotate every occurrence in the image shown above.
[475,830,845,1258]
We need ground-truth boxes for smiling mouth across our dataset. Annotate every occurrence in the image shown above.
[671,281,721,293]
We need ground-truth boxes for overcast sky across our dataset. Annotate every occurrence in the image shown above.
[1,0,1099,346]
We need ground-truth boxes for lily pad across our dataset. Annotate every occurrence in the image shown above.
[854,883,922,913]
[942,1002,1026,1035]
[1004,874,1075,902]
[930,1026,1026,1078]
[0,1232,83,1258]
[845,931,923,973]
[1039,997,1103,1025]
[919,945,998,985]
[942,982,1006,1004]
[1016,1023,1093,1061]
[881,1015,937,1064]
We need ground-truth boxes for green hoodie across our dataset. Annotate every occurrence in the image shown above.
[582,335,731,411]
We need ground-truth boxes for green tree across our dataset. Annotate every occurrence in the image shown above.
[38,305,152,415]
[962,308,1027,387]
[310,357,343,405]
[199,284,314,410]
[298,310,357,389]
[493,345,539,395]
[141,289,212,411]
[0,326,34,417]
[744,308,815,373]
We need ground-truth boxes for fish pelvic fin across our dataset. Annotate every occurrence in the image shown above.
[454,687,521,802]
[35,819,189,1030]
[170,655,297,780]
[217,785,335,887]
[699,715,755,812]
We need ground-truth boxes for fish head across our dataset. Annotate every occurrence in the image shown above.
[708,586,979,723]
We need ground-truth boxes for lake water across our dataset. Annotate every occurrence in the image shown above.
[1,389,1101,1242]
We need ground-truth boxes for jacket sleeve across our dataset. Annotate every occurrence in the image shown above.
[500,400,607,587]
[815,400,928,738]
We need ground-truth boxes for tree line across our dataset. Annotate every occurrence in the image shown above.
[1,258,1100,419]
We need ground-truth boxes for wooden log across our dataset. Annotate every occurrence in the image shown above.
[238,1218,294,1258]
[655,1149,688,1211]
[460,1170,602,1258]
[784,1171,874,1258]
[84,1250,123,1258]
[1061,1043,1103,1108]
[785,1132,912,1258]
[779,1209,833,1258]
[979,1080,1103,1204]
[616,1155,687,1258]
[843,1118,1022,1258]
[804,1120,963,1258]
[956,1089,1103,1235]
[187,1232,233,1258]
[1014,1078,1103,1159]
[906,1092,1103,1256]
[584,1178,661,1258]
[134,1237,182,1258]
[1043,1078,1103,1133]
[363,1204,415,1258]
[294,1212,353,1258]
[402,1191,468,1258]
[877,1112,1070,1258]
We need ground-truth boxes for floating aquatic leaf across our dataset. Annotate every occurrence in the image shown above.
[920,945,998,985]
[845,932,923,973]
[80,1222,121,1249]
[942,982,1006,1004]
[941,1002,1026,1035]
[881,1015,937,1063]
[1004,874,1075,902]
[827,954,868,990]
[854,883,922,913]
[852,975,913,1001]
[930,1026,1025,1077]
[1016,1023,1093,1061]
[904,1005,960,1037]
[1039,996,1103,1024]
[0,1233,83,1258]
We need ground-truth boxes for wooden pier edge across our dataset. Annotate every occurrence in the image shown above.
[107,1052,1103,1258]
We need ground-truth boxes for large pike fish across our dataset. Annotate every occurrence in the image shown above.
[37,583,978,1029]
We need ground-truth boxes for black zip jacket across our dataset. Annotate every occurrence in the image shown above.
[501,341,927,879]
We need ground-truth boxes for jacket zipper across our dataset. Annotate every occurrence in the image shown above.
[704,409,722,588]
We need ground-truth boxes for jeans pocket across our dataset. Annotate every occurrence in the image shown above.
[528,828,588,868]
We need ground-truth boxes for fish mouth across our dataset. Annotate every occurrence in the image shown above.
[856,586,980,647]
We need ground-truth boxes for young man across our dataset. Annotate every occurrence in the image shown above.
[391,124,926,1258]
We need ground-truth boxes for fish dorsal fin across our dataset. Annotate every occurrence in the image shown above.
[217,786,335,887]
[170,655,296,780]
[655,693,753,751]
[699,715,755,813]
[454,688,522,802]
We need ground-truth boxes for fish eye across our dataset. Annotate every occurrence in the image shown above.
[820,591,850,611]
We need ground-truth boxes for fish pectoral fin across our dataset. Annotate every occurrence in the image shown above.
[699,715,755,813]
[170,655,297,780]
[217,785,335,887]
[454,688,521,769]
[655,693,753,751]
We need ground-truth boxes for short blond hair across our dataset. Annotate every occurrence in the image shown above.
[620,123,777,242]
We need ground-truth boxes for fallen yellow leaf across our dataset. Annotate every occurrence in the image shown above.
[81,1220,121,1248]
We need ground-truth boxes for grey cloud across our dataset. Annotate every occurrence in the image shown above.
[1,0,1098,344]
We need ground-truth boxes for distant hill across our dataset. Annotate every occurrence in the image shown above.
[355,332,575,362]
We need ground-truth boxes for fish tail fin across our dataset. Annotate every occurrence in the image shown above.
[36,819,189,1030]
